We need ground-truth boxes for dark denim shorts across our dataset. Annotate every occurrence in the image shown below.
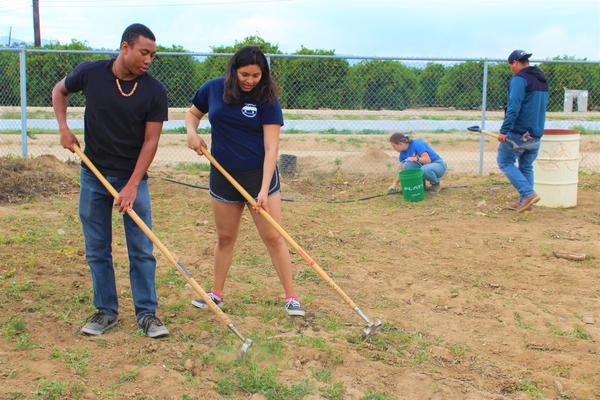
[209,166,280,203]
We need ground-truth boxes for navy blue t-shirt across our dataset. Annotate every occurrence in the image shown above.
[191,77,284,172]
[65,59,168,178]
[398,139,441,163]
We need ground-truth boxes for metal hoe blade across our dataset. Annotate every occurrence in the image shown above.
[238,338,253,359]
[363,319,383,338]
[229,324,253,359]
[466,125,534,151]
[356,307,383,338]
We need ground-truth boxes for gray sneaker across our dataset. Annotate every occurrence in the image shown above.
[138,315,169,339]
[81,311,118,336]
[285,298,305,317]
[427,183,441,193]
[191,292,224,309]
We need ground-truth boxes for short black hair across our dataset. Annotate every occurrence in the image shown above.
[121,23,156,47]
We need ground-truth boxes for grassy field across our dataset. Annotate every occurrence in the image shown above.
[1,155,599,399]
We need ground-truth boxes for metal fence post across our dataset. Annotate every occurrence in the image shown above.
[19,47,27,158]
[479,59,488,176]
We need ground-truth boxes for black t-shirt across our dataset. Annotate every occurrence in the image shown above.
[65,59,168,178]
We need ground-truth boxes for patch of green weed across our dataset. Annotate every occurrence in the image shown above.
[64,347,91,376]
[156,268,186,289]
[118,369,139,384]
[361,391,396,400]
[35,380,66,400]
[215,362,312,400]
[345,138,365,146]
[294,268,323,285]
[515,380,543,399]
[321,381,345,400]
[514,312,532,329]
[551,325,593,340]
[312,367,332,383]
[448,343,468,357]
[352,323,432,365]
[317,315,343,332]
[5,281,33,301]
[290,335,328,349]
[2,316,34,350]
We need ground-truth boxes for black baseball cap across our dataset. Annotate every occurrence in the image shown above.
[508,49,532,63]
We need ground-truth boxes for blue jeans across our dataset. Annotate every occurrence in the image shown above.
[496,133,541,200]
[79,167,157,320]
[404,159,447,185]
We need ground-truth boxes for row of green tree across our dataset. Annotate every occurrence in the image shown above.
[1,36,599,111]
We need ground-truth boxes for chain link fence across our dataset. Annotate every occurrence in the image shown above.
[1,48,599,180]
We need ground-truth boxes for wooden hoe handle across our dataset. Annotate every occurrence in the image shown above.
[198,147,359,310]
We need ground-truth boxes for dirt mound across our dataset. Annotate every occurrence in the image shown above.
[361,146,390,161]
[0,155,79,203]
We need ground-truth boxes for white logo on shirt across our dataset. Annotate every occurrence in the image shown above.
[241,103,258,118]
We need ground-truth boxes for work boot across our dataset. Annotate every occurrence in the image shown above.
[506,201,520,210]
[191,292,224,309]
[81,311,118,336]
[285,298,305,317]
[516,194,540,213]
[138,314,169,339]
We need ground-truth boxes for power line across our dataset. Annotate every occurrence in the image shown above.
[0,0,29,5]
[42,0,278,2]
[0,3,31,11]
[0,0,293,11]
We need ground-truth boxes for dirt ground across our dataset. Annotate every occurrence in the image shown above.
[0,155,599,400]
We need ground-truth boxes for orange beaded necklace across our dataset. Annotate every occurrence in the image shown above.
[112,62,138,97]
[115,78,138,97]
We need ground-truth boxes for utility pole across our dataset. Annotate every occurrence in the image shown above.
[8,26,12,46]
[33,0,41,47]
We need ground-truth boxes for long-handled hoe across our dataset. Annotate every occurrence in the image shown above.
[467,125,537,151]
[71,144,252,357]
[197,147,382,338]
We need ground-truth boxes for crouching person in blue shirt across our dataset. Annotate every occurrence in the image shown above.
[388,132,447,194]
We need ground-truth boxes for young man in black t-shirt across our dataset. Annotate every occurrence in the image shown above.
[52,23,169,338]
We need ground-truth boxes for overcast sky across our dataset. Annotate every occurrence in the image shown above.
[1,0,599,60]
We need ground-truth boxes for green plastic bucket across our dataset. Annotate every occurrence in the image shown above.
[399,169,425,202]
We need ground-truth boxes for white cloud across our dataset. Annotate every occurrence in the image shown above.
[1,0,598,60]
[530,27,599,60]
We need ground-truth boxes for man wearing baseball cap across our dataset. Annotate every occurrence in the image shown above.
[497,49,548,212]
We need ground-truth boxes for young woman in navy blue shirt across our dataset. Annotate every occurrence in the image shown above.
[185,46,304,317]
